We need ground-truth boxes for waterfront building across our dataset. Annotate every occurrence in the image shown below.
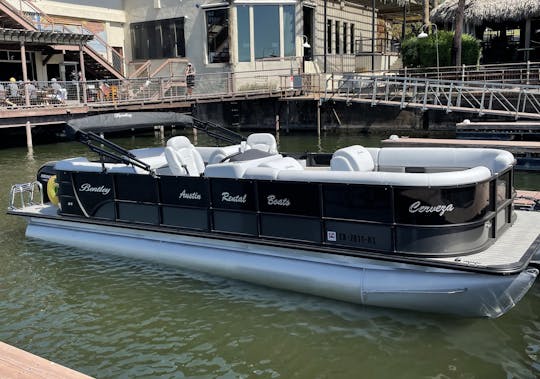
[0,0,421,83]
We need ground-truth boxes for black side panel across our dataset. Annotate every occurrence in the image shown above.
[115,174,158,203]
[160,176,209,207]
[324,220,393,252]
[213,210,258,235]
[162,206,208,230]
[395,223,490,255]
[72,172,115,216]
[59,195,84,216]
[210,178,256,211]
[260,214,321,242]
[323,184,393,222]
[57,171,83,216]
[258,182,320,216]
[93,202,116,220]
[117,202,159,224]
[394,182,490,225]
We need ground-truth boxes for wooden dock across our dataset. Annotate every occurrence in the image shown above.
[0,341,93,379]
[380,136,540,154]
[456,120,540,139]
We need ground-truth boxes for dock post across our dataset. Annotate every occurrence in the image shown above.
[25,121,33,149]
[193,126,198,144]
[275,114,280,132]
[317,101,321,136]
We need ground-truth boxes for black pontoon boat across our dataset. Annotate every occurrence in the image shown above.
[7,112,540,317]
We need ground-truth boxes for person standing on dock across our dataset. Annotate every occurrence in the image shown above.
[8,77,20,106]
[184,62,196,97]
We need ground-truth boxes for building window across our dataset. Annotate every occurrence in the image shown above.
[254,5,280,58]
[283,5,295,57]
[237,6,250,62]
[327,19,332,54]
[130,18,185,60]
[343,22,348,54]
[350,23,355,54]
[335,20,340,54]
[206,8,230,63]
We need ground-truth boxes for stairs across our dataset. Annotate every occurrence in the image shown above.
[0,0,125,79]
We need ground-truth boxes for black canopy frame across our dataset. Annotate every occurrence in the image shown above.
[66,112,245,173]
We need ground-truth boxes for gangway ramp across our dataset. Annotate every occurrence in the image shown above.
[322,75,540,120]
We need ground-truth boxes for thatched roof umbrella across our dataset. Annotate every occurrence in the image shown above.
[431,0,540,25]
[431,0,540,62]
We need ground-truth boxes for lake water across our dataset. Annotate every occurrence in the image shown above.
[1,130,539,378]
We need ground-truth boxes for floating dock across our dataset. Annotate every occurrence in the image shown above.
[456,120,540,140]
[0,341,93,379]
[381,136,540,171]
[381,136,540,153]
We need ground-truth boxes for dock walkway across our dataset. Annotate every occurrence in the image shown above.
[380,137,540,155]
[0,341,93,378]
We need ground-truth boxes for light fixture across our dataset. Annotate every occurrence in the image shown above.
[417,24,440,80]
[302,35,311,48]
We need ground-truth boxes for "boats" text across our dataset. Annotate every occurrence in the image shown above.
[267,195,291,207]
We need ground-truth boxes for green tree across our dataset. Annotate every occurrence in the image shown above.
[401,30,480,68]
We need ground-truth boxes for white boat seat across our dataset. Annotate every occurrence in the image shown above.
[330,145,375,171]
[243,157,303,180]
[55,157,146,174]
[277,166,492,186]
[377,148,515,174]
[259,156,304,170]
[207,144,246,164]
[165,136,205,176]
[205,154,282,178]
[246,133,278,154]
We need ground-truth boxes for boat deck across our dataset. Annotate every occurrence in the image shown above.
[10,204,540,274]
[429,210,540,272]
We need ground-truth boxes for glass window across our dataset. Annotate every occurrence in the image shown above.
[130,18,185,60]
[343,22,348,54]
[237,6,251,62]
[350,23,355,54]
[254,5,280,58]
[206,8,230,63]
[327,19,332,54]
[335,20,340,54]
[283,5,295,57]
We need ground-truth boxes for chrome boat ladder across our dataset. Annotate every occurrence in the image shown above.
[9,181,43,210]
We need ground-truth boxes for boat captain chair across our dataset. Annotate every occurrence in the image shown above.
[246,133,278,154]
[165,136,205,176]
[330,145,375,172]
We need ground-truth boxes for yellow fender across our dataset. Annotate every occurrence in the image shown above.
[47,175,59,206]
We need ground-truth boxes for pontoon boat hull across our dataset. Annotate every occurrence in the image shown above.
[25,215,538,318]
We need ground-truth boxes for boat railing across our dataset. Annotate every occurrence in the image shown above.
[8,181,43,210]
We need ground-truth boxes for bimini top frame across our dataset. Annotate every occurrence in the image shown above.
[66,112,245,173]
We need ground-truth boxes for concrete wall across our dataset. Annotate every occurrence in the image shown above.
[194,98,426,132]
